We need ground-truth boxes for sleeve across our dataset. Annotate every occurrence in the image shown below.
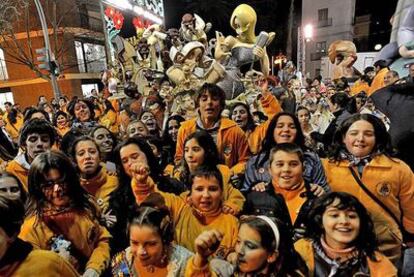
[158,191,186,224]
[241,157,257,193]
[222,181,245,215]
[184,256,217,277]
[229,128,250,176]
[86,224,112,275]
[306,152,330,192]
[398,162,414,240]
[260,92,282,118]
[18,217,42,249]
[248,120,271,155]
[175,124,186,164]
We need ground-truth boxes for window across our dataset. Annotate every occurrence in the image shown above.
[0,91,14,110]
[316,41,327,53]
[318,9,328,21]
[0,49,9,81]
[74,41,106,73]
[81,83,99,97]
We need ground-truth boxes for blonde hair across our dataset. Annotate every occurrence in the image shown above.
[230,4,257,40]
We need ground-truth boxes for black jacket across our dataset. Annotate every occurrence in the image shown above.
[243,182,316,231]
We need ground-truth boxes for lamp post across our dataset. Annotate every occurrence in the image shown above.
[303,24,313,78]
[34,0,61,99]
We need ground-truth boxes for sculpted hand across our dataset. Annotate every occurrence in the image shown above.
[253,46,265,59]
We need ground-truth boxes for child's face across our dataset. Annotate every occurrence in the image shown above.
[191,176,222,213]
[322,198,361,249]
[268,150,303,189]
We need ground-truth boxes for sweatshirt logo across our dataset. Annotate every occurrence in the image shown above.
[376,182,391,197]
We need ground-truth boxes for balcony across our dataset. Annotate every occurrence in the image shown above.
[311,52,326,61]
[317,18,333,28]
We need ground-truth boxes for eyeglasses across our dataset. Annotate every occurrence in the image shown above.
[41,178,66,190]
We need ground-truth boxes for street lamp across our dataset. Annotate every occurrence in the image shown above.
[303,24,313,78]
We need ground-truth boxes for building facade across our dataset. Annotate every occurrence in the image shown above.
[301,0,356,79]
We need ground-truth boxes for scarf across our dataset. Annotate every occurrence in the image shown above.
[320,236,358,262]
[339,150,373,176]
[14,153,30,171]
[42,206,77,236]
[79,166,106,196]
[0,238,32,277]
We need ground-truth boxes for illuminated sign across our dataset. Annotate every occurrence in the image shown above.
[132,0,164,18]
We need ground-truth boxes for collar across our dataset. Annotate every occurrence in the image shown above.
[14,153,30,171]
[337,154,396,169]
[196,115,221,131]
[79,165,107,194]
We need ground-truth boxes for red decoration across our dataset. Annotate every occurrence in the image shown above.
[112,11,124,30]
[104,7,116,18]
[133,17,144,28]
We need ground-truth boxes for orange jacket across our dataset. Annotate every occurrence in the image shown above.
[175,118,250,175]
[368,68,389,96]
[294,238,397,277]
[350,79,370,96]
[322,155,414,262]
[4,114,23,142]
[6,158,29,191]
[99,110,119,134]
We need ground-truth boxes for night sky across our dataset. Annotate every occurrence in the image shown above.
[115,0,399,63]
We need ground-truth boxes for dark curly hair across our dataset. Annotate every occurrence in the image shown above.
[67,98,95,122]
[305,192,378,260]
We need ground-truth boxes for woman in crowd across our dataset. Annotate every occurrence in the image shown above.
[126,119,149,139]
[170,130,245,215]
[108,137,186,254]
[71,136,119,217]
[0,172,27,203]
[41,103,55,124]
[244,143,324,236]
[242,112,328,193]
[230,79,282,154]
[295,192,397,276]
[53,110,71,138]
[111,206,212,276]
[296,106,318,151]
[19,150,111,276]
[193,215,307,276]
[139,110,160,138]
[99,99,119,134]
[323,113,414,264]
[161,115,185,164]
[90,125,117,168]
[67,98,98,134]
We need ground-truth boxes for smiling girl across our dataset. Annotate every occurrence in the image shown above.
[295,192,397,277]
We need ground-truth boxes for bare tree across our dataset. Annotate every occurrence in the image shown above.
[0,0,103,80]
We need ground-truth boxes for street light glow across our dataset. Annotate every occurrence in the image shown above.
[304,24,313,41]
[374,44,382,51]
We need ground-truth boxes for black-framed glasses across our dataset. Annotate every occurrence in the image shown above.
[41,178,66,190]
